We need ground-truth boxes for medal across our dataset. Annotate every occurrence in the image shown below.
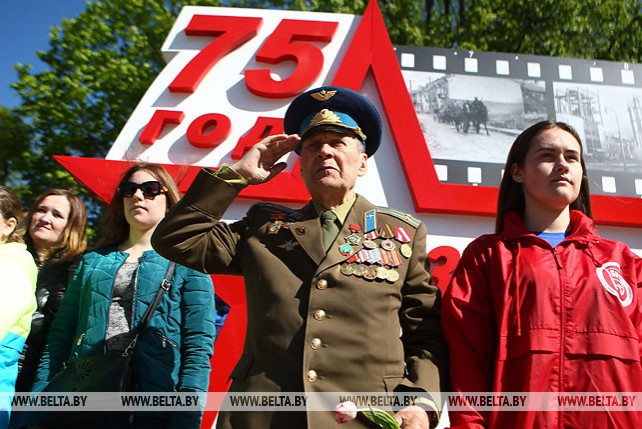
[346,254,358,263]
[395,227,411,243]
[364,265,378,280]
[345,234,361,245]
[339,243,354,256]
[386,269,400,283]
[376,266,389,280]
[381,239,396,251]
[400,243,412,258]
[348,223,361,233]
[354,264,367,277]
[340,264,355,276]
[278,240,299,251]
[364,230,378,240]
[267,221,282,234]
[372,248,383,264]
[389,249,402,267]
[295,226,306,235]
[362,239,377,249]
[364,209,377,233]
[378,224,394,239]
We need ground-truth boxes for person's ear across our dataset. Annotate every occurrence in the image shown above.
[357,153,368,177]
[511,163,524,183]
[1,217,17,239]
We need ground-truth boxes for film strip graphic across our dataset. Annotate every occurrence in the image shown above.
[397,45,642,197]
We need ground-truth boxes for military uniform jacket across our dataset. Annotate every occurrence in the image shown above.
[152,169,446,429]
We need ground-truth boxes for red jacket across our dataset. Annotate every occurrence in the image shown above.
[443,210,642,428]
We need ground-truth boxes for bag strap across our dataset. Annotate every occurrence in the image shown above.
[122,262,175,356]
[135,261,175,334]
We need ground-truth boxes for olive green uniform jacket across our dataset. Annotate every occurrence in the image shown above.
[152,169,447,429]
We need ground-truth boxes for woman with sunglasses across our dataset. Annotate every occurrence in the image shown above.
[13,189,87,397]
[0,186,37,428]
[442,121,642,428]
[30,164,216,429]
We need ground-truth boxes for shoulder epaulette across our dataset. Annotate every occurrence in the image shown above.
[254,202,300,217]
[376,206,422,229]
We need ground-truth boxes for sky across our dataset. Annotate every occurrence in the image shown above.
[0,0,88,108]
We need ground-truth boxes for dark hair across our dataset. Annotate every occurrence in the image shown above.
[0,186,25,244]
[495,120,592,233]
[24,189,88,263]
[95,163,180,248]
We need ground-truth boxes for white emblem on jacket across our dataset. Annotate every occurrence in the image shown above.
[597,262,633,307]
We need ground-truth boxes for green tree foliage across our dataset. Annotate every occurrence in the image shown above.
[424,0,642,62]
[6,0,642,213]
[0,107,33,201]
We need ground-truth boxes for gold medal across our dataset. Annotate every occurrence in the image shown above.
[340,264,355,276]
[376,266,389,280]
[400,243,412,258]
[386,269,400,282]
[354,264,367,277]
[363,239,377,249]
[364,265,378,280]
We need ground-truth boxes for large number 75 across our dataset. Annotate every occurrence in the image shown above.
[168,15,338,98]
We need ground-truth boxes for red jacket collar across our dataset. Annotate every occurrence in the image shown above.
[502,210,598,242]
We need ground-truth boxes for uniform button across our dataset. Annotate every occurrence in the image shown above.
[316,279,328,290]
[314,309,327,321]
[310,338,322,350]
[306,370,318,382]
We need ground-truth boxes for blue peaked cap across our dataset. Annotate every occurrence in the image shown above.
[284,86,382,157]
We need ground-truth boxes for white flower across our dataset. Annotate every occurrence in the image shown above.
[334,401,358,423]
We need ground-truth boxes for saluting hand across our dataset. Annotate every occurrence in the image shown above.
[230,134,301,185]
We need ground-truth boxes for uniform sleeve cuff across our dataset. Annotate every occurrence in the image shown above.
[413,396,440,428]
[214,165,249,189]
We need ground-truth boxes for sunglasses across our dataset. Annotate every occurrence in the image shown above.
[118,181,168,198]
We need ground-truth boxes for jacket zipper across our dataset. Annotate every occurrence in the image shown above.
[104,255,140,354]
[154,330,179,349]
[76,332,86,346]
[553,248,565,429]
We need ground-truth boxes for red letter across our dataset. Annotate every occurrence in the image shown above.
[186,113,232,149]
[139,110,185,145]
[231,116,284,160]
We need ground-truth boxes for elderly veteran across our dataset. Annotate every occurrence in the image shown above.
[152,86,447,429]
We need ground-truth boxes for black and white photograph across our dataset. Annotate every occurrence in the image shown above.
[405,70,547,166]
[553,82,642,176]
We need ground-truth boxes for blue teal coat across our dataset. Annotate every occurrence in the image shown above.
[32,247,215,428]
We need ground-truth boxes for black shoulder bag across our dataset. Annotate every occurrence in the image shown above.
[28,262,176,426]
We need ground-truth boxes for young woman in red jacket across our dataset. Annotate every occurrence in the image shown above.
[443,120,642,428]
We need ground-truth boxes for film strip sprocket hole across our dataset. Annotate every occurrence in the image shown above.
[398,45,642,198]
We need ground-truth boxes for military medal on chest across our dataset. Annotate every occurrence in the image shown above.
[267,220,282,234]
[364,209,377,233]
[400,243,412,258]
[278,240,300,251]
[339,243,354,257]
[267,213,287,234]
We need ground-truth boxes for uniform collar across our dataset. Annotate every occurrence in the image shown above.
[312,195,357,225]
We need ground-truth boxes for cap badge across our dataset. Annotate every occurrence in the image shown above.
[310,89,337,101]
[309,109,342,128]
